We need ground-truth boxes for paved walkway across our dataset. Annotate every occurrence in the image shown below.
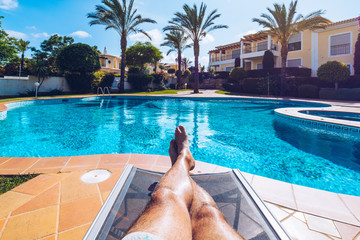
[0,91,360,239]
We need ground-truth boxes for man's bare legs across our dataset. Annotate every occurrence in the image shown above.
[168,127,244,240]
[124,126,195,240]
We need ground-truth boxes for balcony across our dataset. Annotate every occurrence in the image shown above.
[210,55,240,63]
[240,44,279,60]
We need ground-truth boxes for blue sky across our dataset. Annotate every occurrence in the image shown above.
[0,0,359,67]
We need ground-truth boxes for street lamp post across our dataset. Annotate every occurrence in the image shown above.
[34,82,40,99]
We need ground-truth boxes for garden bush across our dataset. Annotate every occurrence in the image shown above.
[65,72,95,93]
[317,61,350,89]
[298,84,319,98]
[229,67,246,83]
[99,72,115,89]
[128,73,154,90]
[246,67,311,78]
[49,89,63,95]
[319,88,360,101]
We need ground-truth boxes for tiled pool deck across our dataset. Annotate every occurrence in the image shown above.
[0,91,360,240]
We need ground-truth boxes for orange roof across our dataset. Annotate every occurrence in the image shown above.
[325,17,358,27]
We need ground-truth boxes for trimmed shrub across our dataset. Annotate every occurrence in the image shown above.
[298,84,319,98]
[128,73,154,90]
[151,73,165,84]
[262,50,274,70]
[317,61,350,89]
[99,73,115,88]
[354,33,360,75]
[49,89,63,95]
[229,67,246,83]
[65,73,95,93]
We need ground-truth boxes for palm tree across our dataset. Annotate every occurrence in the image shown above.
[88,0,156,92]
[252,0,328,95]
[182,57,192,70]
[15,39,30,76]
[164,3,228,93]
[161,30,191,87]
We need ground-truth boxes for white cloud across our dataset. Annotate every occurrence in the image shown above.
[201,34,215,44]
[31,32,50,38]
[236,30,258,40]
[161,53,177,64]
[0,0,18,10]
[70,31,92,38]
[26,26,37,30]
[130,29,163,45]
[6,30,27,39]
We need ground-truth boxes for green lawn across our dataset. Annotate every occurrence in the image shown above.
[0,89,191,103]
[130,89,190,95]
[0,174,39,194]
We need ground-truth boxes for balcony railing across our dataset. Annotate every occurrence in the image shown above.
[211,55,240,62]
[330,44,350,56]
[242,44,278,54]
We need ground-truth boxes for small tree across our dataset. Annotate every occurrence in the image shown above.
[57,43,101,92]
[229,67,246,83]
[262,50,275,70]
[126,42,162,72]
[354,33,360,76]
[317,61,350,90]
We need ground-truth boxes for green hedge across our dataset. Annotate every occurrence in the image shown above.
[298,84,319,98]
[128,73,154,90]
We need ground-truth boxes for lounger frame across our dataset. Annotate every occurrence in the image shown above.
[84,165,291,240]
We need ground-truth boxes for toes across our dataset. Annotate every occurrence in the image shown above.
[179,125,186,134]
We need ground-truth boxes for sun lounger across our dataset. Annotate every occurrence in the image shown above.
[84,165,291,240]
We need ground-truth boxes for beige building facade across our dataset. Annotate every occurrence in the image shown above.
[99,47,121,74]
[209,17,360,76]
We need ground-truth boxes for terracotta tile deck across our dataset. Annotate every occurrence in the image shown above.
[0,154,359,240]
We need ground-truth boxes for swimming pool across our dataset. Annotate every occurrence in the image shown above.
[1,97,359,196]
[300,110,360,122]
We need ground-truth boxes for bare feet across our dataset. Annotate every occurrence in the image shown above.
[169,126,195,171]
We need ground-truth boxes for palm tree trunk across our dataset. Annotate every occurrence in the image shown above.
[119,33,127,93]
[194,42,200,93]
[280,42,288,96]
[20,52,25,76]
[177,51,182,88]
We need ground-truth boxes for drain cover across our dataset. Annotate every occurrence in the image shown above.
[80,170,112,184]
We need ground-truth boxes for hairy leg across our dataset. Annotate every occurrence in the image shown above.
[190,180,245,240]
[124,126,195,240]
[169,135,244,240]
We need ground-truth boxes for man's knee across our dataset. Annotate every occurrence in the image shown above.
[150,187,179,204]
[193,204,221,221]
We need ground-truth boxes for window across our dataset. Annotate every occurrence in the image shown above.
[231,49,241,59]
[288,33,302,51]
[257,63,263,69]
[257,41,267,51]
[287,58,302,68]
[225,66,234,72]
[330,33,351,56]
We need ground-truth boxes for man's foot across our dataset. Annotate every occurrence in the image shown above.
[174,126,195,171]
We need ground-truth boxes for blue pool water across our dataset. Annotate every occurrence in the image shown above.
[1,97,359,196]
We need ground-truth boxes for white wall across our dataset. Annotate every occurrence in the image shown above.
[0,76,71,96]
